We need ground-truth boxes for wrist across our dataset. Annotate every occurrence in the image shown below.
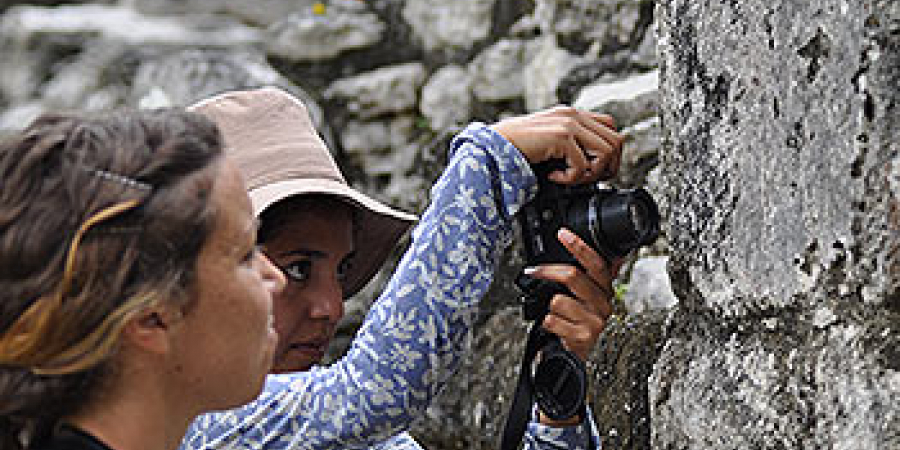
[538,411,583,427]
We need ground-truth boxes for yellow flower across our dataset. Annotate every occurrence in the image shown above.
[312,2,326,15]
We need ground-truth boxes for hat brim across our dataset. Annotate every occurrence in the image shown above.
[251,178,416,298]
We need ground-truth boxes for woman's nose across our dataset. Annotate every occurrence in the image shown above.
[309,277,344,322]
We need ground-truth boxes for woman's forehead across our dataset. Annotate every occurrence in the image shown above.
[208,161,256,246]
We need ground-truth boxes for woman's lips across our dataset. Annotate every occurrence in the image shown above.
[289,341,327,360]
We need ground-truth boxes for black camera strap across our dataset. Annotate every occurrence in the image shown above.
[501,323,593,450]
[500,323,544,450]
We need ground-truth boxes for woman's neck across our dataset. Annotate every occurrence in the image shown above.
[65,371,195,450]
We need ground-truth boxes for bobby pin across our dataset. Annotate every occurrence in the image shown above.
[88,168,152,191]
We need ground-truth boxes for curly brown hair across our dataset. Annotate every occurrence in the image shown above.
[0,108,223,449]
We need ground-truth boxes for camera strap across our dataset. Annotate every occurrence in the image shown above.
[500,323,593,450]
[500,323,544,450]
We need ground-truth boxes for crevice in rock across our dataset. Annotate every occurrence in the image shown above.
[797,27,831,84]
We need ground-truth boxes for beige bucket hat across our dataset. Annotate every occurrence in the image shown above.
[189,86,416,297]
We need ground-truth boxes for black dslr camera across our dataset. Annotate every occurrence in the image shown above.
[513,159,660,420]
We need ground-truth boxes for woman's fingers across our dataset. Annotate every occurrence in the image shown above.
[527,263,612,320]
[524,228,626,360]
[542,295,605,360]
[557,228,617,316]
[490,106,623,183]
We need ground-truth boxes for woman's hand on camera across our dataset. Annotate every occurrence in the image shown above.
[524,228,622,361]
[490,106,623,185]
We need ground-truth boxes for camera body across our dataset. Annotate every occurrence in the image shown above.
[518,163,661,271]
[513,160,661,419]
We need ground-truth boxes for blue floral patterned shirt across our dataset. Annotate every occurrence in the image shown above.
[180,124,599,450]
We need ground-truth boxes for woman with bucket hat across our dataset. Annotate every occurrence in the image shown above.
[182,87,623,450]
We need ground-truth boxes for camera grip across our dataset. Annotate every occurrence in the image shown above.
[515,272,570,322]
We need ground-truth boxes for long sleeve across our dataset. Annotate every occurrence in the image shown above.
[180,123,537,450]
[524,408,601,450]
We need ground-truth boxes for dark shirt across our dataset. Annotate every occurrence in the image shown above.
[33,426,112,450]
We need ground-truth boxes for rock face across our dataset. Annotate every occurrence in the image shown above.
[654,0,900,448]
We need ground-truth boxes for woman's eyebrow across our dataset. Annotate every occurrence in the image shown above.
[276,249,326,260]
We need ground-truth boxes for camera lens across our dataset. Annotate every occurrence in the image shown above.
[592,188,660,258]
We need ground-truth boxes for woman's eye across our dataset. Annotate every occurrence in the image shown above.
[282,260,312,283]
[243,245,262,263]
[337,258,352,283]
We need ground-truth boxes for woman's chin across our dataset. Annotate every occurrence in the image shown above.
[271,350,319,374]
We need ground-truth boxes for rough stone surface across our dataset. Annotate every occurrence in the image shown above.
[419,65,472,130]
[587,309,671,450]
[655,0,900,448]
[266,1,386,62]
[622,256,677,314]
[469,39,530,103]
[324,62,427,119]
[129,48,331,144]
[401,0,496,53]
[1,3,261,46]
[524,35,582,111]
[534,0,652,53]
[129,0,320,26]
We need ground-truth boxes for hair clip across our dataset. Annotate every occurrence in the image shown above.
[88,168,152,191]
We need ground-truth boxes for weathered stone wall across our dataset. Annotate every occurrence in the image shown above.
[654,0,899,448]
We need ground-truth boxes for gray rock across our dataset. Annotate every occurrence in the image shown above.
[324,62,427,119]
[133,48,290,106]
[622,256,677,314]
[469,39,530,103]
[42,43,130,109]
[573,70,659,124]
[631,20,658,69]
[654,0,900,448]
[125,0,222,16]
[650,318,899,449]
[0,102,44,136]
[401,0,495,52]
[128,0,317,27]
[0,37,46,104]
[524,36,582,111]
[587,309,671,450]
[340,119,394,157]
[1,3,261,46]
[533,0,649,50]
[337,114,429,212]
[340,116,416,175]
[658,0,898,315]
[0,0,93,14]
[266,0,385,61]
[617,117,662,186]
[420,66,472,131]
[215,0,322,27]
[130,48,330,145]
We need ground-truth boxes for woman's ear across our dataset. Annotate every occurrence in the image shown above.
[122,307,183,355]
